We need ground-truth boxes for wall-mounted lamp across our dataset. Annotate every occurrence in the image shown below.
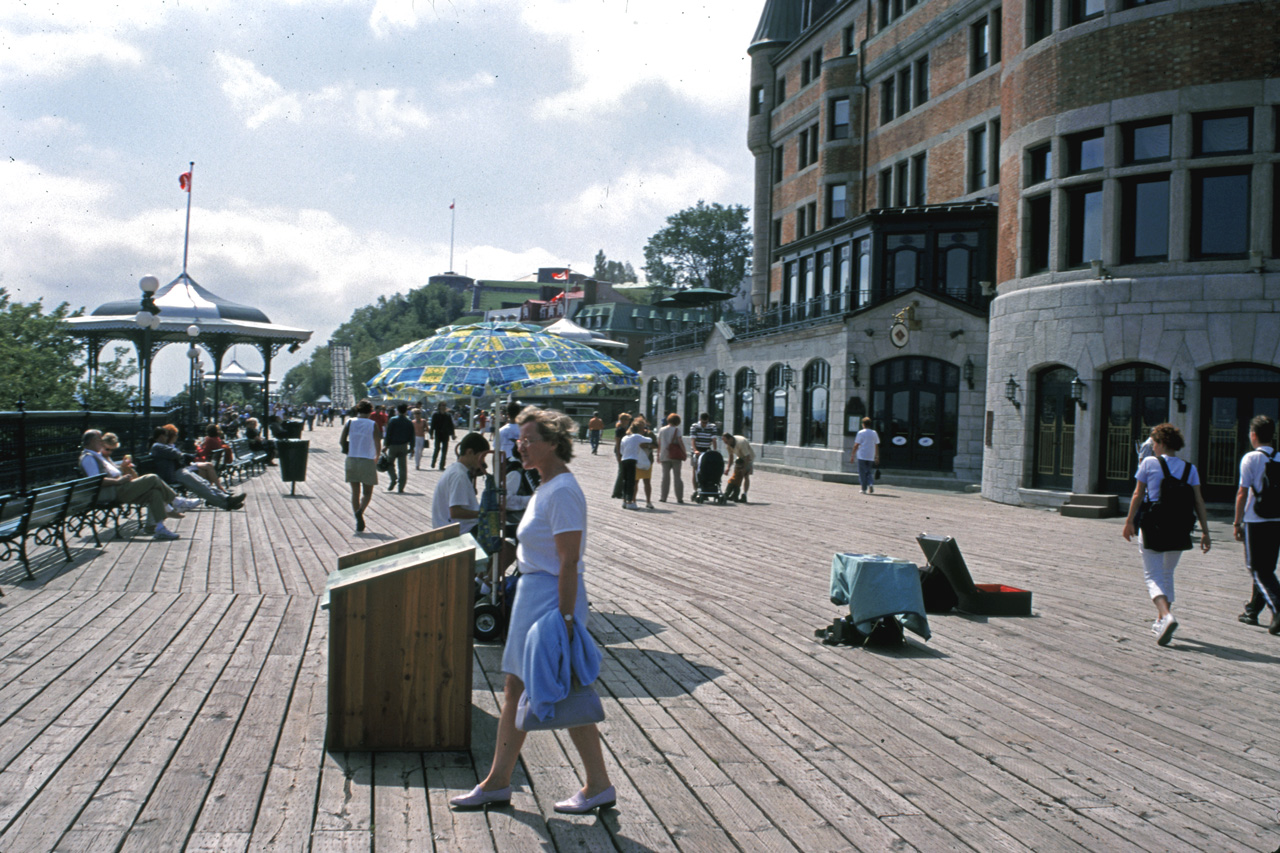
[745,367,757,390]
[979,280,995,297]
[670,376,680,393]
[848,355,860,387]
[690,374,703,393]
[963,356,975,390]
[1090,259,1111,281]
[1005,374,1021,409]
[1173,374,1187,413]
[863,328,875,337]
[781,364,795,388]
[1070,375,1087,410]
[949,329,965,339]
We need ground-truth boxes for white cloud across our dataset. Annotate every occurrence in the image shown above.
[0,25,143,82]
[562,151,739,230]
[215,52,434,137]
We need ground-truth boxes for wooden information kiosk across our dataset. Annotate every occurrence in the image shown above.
[324,524,486,751]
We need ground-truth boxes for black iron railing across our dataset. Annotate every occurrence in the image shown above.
[0,406,183,495]
[645,294,856,356]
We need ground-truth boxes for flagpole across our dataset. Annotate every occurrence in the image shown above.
[181,161,195,275]
[449,199,456,272]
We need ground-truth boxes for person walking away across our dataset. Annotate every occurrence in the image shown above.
[341,399,381,532]
[1234,415,1280,632]
[619,420,652,510]
[720,432,755,503]
[656,414,686,504]
[1122,422,1211,645]
[450,408,615,814]
[384,403,415,493]
[688,413,718,495]
[431,432,490,535]
[431,402,456,470]
[851,417,880,494]
[587,412,604,455]
[611,413,632,501]
[411,406,429,470]
[633,417,655,508]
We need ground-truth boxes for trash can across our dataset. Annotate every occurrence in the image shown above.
[281,419,305,439]
[278,439,310,494]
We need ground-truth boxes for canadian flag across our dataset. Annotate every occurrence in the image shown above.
[179,172,192,192]
[552,270,569,281]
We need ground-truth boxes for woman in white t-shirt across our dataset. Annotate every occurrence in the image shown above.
[451,408,615,815]
[618,420,653,510]
[1122,423,1211,646]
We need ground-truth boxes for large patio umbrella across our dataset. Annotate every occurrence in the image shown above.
[365,321,639,400]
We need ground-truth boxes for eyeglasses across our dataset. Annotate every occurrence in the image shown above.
[516,435,542,446]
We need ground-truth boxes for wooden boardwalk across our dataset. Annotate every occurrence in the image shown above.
[0,428,1277,852]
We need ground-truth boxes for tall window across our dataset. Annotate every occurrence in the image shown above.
[1070,0,1104,24]
[881,78,896,125]
[766,364,789,444]
[1029,0,1053,43]
[827,183,848,225]
[1192,168,1250,258]
[776,76,787,104]
[971,17,991,74]
[647,378,661,425]
[802,360,831,447]
[914,56,929,105]
[856,237,872,307]
[773,145,784,183]
[1028,194,1052,273]
[751,86,764,116]
[1121,175,1170,262]
[911,153,927,206]
[879,168,893,208]
[830,98,850,140]
[1027,143,1051,184]
[886,233,925,292]
[665,376,680,419]
[938,232,978,300]
[897,67,912,116]
[1067,129,1104,174]
[895,161,910,207]
[734,368,755,438]
[685,373,701,427]
[969,125,989,190]
[1066,184,1104,268]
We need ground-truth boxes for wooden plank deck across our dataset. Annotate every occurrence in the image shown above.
[0,427,1277,852]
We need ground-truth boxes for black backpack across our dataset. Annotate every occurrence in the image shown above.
[1139,457,1195,552]
[1252,448,1280,519]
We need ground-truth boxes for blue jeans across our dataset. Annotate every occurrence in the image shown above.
[589,429,601,453]
[857,458,875,490]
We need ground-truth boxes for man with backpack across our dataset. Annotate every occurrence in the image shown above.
[1233,415,1280,633]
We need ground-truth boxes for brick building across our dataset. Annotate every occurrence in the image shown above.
[642,0,1279,504]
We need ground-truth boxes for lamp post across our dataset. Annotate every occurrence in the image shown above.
[186,323,202,433]
[135,275,162,426]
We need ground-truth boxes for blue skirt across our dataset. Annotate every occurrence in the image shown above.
[501,571,591,681]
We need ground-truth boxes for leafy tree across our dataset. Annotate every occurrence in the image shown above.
[642,201,752,295]
[592,250,638,284]
[0,289,85,409]
[281,281,467,400]
[79,346,139,411]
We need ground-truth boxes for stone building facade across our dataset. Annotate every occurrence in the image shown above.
[643,0,1279,504]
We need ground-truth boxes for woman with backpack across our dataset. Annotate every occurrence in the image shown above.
[1122,422,1211,646]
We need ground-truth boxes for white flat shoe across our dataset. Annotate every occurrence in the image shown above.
[554,785,616,814]
[450,784,511,810]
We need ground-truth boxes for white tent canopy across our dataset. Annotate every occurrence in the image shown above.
[543,317,626,348]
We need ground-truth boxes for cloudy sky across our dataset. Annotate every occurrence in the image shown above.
[1,0,757,393]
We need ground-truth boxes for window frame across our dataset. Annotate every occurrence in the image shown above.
[1065,182,1105,269]
[1193,109,1253,157]
[1122,117,1172,165]
[830,97,851,141]
[1190,167,1252,259]
[1119,173,1171,263]
[1066,128,1105,175]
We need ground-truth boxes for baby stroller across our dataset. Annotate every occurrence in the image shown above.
[692,449,728,505]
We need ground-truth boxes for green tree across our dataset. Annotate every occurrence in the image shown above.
[281,281,467,399]
[642,201,752,295]
[592,250,638,284]
[0,289,85,408]
[79,346,139,411]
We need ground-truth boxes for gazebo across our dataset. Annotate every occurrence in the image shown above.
[66,273,312,428]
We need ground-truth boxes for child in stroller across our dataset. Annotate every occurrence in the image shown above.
[722,457,746,503]
[692,449,728,505]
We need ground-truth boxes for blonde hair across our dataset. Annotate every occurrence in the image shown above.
[516,407,576,463]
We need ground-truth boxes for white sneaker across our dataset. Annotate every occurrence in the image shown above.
[624,502,638,510]
[1153,614,1178,646]
[153,523,179,541]
[175,497,202,511]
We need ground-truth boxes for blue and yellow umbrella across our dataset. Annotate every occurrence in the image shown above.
[366,321,639,399]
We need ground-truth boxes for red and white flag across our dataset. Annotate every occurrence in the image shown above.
[179,172,192,192]
[552,270,569,281]
[449,201,455,210]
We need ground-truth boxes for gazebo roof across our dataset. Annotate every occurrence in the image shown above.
[66,273,312,346]
[212,358,266,385]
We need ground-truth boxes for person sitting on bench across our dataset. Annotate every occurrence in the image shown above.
[150,426,246,511]
[80,429,190,540]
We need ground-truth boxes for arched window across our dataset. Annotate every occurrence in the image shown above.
[665,375,680,422]
[884,233,925,294]
[647,377,661,425]
[937,231,978,301]
[709,371,728,429]
[685,373,702,427]
[802,360,831,446]
[766,364,789,444]
[735,368,755,438]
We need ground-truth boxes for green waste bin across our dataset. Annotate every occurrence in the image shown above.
[280,420,305,439]
[278,439,310,493]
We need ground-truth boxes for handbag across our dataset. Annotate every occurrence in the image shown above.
[668,431,687,461]
[515,680,604,731]
[376,450,392,473]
